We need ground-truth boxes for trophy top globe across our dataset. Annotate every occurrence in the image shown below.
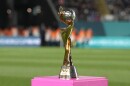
[59,6,76,25]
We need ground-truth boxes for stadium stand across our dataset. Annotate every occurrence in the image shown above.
[0,0,130,47]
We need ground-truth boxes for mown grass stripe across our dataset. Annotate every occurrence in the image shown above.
[0,47,130,86]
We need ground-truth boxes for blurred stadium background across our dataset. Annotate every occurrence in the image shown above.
[0,0,130,86]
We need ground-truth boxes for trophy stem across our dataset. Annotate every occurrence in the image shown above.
[59,38,78,79]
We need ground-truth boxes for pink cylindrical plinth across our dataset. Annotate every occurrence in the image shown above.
[31,76,108,86]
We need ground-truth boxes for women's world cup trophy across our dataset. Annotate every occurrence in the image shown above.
[31,6,108,86]
[58,6,78,80]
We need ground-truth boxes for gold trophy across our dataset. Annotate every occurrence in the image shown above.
[58,6,78,79]
[31,6,108,86]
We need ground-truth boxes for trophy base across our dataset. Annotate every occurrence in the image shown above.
[59,66,78,79]
[31,76,108,86]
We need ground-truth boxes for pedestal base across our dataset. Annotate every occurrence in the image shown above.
[31,76,108,86]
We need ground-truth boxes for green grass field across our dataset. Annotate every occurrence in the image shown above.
[0,47,130,86]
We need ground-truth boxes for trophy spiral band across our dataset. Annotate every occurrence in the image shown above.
[58,6,78,79]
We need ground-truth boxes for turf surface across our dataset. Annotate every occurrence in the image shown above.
[0,47,130,86]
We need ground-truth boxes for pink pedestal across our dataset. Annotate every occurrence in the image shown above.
[31,76,108,86]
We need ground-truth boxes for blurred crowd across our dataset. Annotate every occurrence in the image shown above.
[0,26,40,37]
[45,27,93,46]
[0,0,130,38]
[106,0,130,21]
[0,25,93,46]
[54,0,130,21]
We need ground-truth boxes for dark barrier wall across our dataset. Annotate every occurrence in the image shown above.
[103,22,130,36]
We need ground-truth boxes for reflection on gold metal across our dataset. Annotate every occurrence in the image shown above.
[58,6,78,80]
